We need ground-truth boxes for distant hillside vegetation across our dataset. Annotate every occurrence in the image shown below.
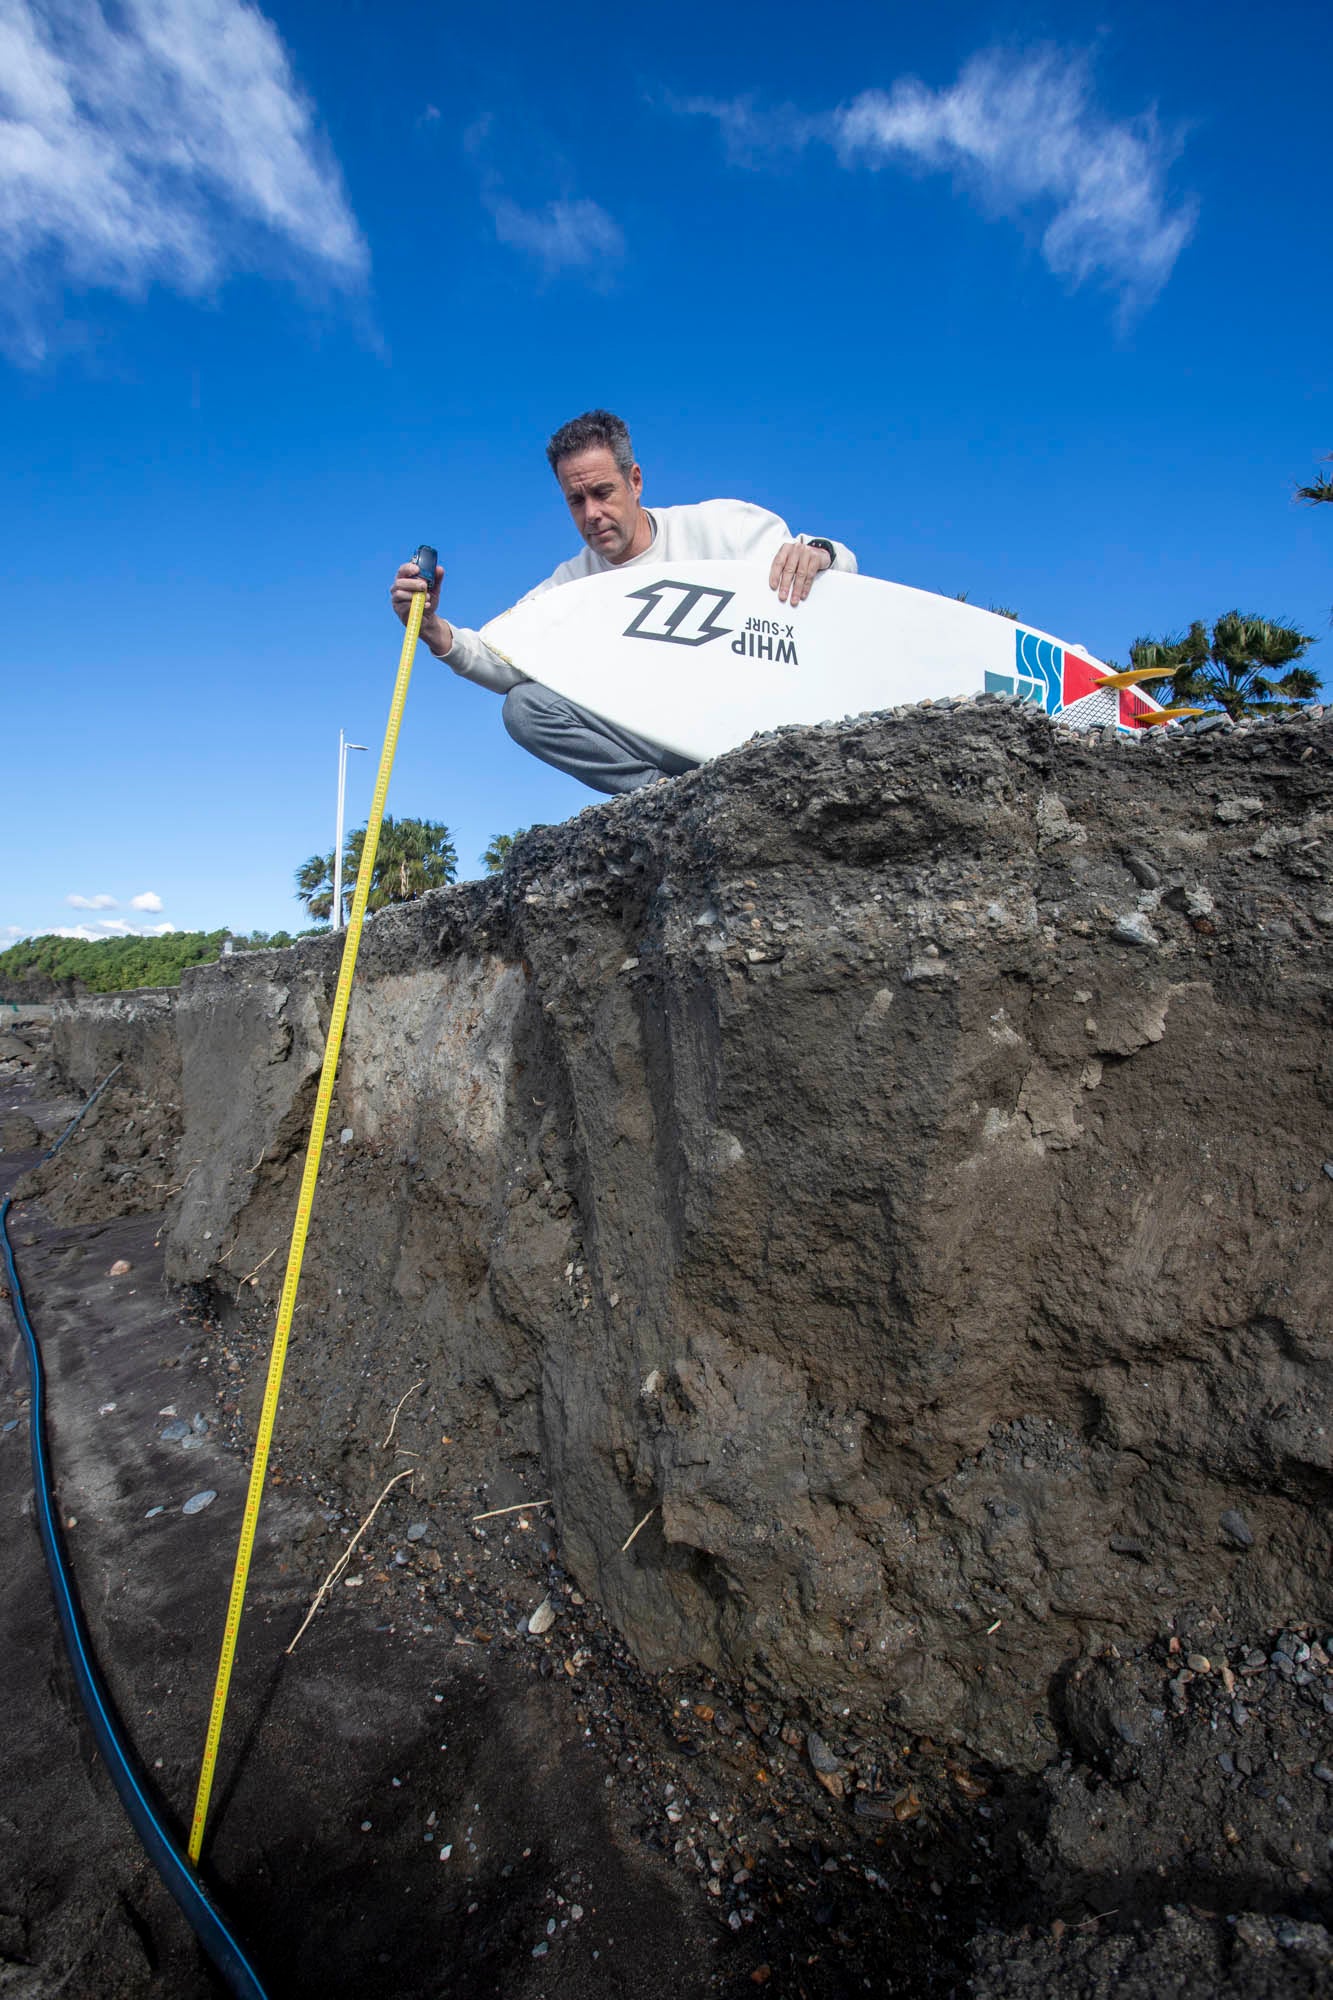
[0,929,318,999]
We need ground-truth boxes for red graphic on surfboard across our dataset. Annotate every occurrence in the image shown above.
[989,630,1166,729]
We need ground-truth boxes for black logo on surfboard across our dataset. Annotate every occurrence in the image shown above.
[622,579,734,647]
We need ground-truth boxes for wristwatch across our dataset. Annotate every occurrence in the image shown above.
[807,538,837,567]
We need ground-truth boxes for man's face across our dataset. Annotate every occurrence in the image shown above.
[556,446,644,565]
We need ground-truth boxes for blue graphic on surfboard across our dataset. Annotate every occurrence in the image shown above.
[990,629,1163,730]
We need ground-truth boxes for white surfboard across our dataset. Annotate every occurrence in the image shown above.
[480,562,1162,764]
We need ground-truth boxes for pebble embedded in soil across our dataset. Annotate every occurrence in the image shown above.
[181,1489,217,1515]
[1220,1509,1255,1547]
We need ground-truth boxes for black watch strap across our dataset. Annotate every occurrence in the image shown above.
[807,538,837,567]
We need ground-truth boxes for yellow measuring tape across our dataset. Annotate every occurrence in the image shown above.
[188,585,428,1864]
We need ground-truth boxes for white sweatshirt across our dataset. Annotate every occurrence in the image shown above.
[439,499,858,695]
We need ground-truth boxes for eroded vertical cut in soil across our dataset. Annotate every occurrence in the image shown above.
[3,696,1332,1997]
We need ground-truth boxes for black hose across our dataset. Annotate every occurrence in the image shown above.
[2,1069,270,1999]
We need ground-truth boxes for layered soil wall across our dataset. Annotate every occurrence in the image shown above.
[42,700,1333,1772]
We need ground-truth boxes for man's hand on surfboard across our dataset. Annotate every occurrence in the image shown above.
[769,540,832,607]
[391,561,451,655]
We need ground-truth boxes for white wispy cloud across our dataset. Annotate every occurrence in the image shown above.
[66,891,117,909]
[667,92,816,167]
[0,0,368,359]
[463,113,623,280]
[8,915,176,942]
[677,47,1196,311]
[90,916,176,935]
[130,890,163,911]
[489,195,624,276]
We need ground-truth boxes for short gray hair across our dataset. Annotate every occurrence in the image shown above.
[546,409,635,478]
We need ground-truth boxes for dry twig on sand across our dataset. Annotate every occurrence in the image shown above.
[286,1469,415,1655]
[382,1379,425,1449]
[235,1246,278,1298]
[621,1505,657,1554]
[470,1499,553,1522]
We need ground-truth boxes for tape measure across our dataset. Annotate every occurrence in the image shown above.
[188,554,435,1864]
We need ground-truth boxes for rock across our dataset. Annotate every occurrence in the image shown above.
[1111,912,1159,948]
[1214,795,1266,823]
[527,1596,555,1636]
[159,1420,191,1441]
[108,1259,131,1276]
[805,1730,842,1775]
[1219,1509,1255,1548]
[806,1731,846,1796]
[182,1490,217,1515]
[1121,850,1162,888]
[407,1521,428,1540]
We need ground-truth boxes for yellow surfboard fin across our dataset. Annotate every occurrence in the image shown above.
[1093,664,1179,690]
[1133,706,1207,726]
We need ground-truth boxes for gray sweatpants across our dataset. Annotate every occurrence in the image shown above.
[502,680,698,796]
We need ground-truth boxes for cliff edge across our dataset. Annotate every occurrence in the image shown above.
[37,696,1332,1781]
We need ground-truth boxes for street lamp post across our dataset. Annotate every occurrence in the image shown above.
[332,730,368,931]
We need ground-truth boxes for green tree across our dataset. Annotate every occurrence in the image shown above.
[1127,612,1318,722]
[482,828,530,873]
[949,593,1020,619]
[296,816,457,921]
[1296,455,1333,505]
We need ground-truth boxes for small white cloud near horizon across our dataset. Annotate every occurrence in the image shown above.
[94,917,177,936]
[23,918,178,942]
[489,195,624,277]
[678,46,1196,312]
[66,891,118,910]
[0,0,369,361]
[130,890,164,912]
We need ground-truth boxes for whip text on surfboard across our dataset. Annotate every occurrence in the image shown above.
[732,614,798,664]
[622,578,798,663]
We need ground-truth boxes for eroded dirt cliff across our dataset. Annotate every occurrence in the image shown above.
[39,699,1333,1761]
[16,695,1332,1996]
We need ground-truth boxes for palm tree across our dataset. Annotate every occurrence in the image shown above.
[1128,613,1318,722]
[296,817,457,921]
[482,828,531,873]
[1296,455,1333,505]
[296,848,338,922]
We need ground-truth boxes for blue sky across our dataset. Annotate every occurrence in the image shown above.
[2,0,1329,945]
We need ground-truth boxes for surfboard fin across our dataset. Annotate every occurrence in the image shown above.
[1092,665,1179,690]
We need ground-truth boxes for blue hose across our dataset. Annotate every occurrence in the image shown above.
[2,1069,270,1999]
